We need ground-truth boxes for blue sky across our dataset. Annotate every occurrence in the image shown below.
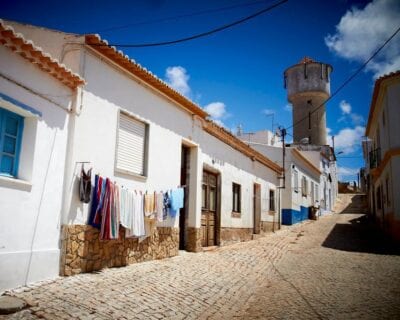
[2,0,400,182]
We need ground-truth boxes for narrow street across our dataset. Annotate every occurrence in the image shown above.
[3,195,400,319]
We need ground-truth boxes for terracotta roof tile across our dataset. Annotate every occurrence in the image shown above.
[0,19,85,89]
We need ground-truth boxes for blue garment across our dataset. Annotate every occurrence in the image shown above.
[88,175,100,228]
[163,192,170,220]
[170,188,184,216]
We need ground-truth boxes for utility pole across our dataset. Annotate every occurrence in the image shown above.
[275,126,287,232]
[332,135,335,153]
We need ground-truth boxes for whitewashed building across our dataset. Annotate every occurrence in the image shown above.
[0,19,282,291]
[364,70,400,242]
[0,20,84,292]
[238,131,330,225]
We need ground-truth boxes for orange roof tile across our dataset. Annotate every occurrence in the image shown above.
[0,19,85,89]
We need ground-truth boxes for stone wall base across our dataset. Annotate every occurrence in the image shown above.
[220,227,253,246]
[186,227,202,252]
[60,225,179,276]
[260,221,280,234]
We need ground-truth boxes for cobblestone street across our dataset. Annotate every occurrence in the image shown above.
[3,207,400,319]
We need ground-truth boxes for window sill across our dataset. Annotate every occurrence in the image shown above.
[0,175,32,191]
[231,211,241,218]
[115,168,147,181]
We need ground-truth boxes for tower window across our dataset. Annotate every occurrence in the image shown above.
[304,63,308,79]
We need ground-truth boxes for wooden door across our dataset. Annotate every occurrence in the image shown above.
[201,171,217,247]
[253,183,261,234]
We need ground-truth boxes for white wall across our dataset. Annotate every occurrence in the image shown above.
[62,48,280,234]
[0,45,73,292]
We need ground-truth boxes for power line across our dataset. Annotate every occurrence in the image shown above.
[285,24,400,133]
[86,0,288,48]
[91,0,273,34]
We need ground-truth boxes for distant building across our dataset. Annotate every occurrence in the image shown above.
[364,70,400,241]
[238,130,338,225]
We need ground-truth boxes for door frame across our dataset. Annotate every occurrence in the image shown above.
[253,183,261,234]
[201,168,221,247]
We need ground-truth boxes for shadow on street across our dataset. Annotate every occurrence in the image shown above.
[322,214,400,256]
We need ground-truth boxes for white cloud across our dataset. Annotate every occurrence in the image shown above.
[325,0,400,78]
[284,104,292,112]
[165,66,191,96]
[339,100,351,114]
[261,108,275,116]
[333,125,365,154]
[204,102,228,119]
[337,166,359,181]
[337,100,365,125]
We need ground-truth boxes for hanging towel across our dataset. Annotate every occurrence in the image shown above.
[79,166,92,203]
[170,187,184,217]
[126,191,145,238]
[155,192,164,222]
[93,176,106,228]
[163,192,171,220]
[88,174,100,228]
[144,193,155,217]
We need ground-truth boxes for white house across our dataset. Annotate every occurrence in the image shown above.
[238,131,325,225]
[0,19,283,290]
[364,70,400,242]
[0,20,84,292]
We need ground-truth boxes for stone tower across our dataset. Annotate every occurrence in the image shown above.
[284,57,333,145]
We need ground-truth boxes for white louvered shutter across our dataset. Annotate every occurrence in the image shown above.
[116,113,146,175]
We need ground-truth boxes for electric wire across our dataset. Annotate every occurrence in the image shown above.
[91,0,274,34]
[285,24,400,134]
[86,0,288,48]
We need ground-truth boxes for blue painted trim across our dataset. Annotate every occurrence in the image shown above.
[282,206,311,225]
[0,92,42,117]
[0,107,24,177]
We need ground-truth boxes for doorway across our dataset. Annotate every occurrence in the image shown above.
[201,170,218,247]
[253,183,261,234]
[179,146,190,250]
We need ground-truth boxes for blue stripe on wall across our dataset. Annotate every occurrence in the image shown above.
[282,206,310,225]
[0,92,42,117]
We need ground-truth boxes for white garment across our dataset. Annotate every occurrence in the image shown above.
[156,192,164,222]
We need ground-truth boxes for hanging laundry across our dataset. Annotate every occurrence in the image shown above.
[79,165,92,203]
[93,176,106,228]
[88,174,100,228]
[163,191,171,220]
[170,187,184,218]
[144,192,155,217]
[155,192,164,222]
[119,186,131,229]
[126,191,145,238]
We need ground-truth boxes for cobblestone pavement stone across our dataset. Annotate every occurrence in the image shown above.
[2,211,400,319]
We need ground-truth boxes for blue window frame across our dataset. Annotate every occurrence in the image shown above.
[0,107,24,177]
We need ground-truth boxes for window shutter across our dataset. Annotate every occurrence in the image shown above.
[116,112,146,176]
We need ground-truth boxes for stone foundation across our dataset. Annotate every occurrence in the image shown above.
[186,227,202,252]
[220,228,253,246]
[260,221,280,233]
[60,225,179,276]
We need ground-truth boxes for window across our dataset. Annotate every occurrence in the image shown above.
[301,176,307,197]
[232,183,241,213]
[293,170,299,192]
[116,111,148,177]
[0,107,24,177]
[269,189,275,212]
[315,184,319,203]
